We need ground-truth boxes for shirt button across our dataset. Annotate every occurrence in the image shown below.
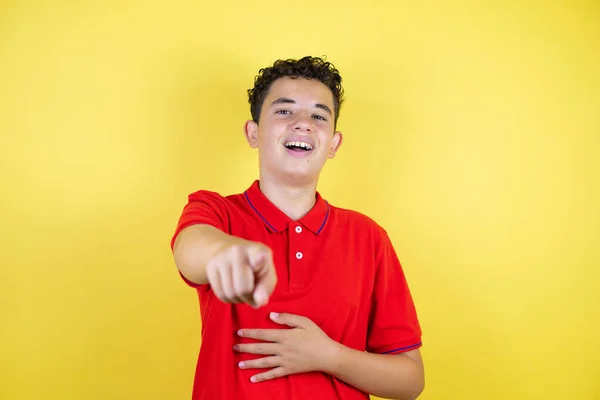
[296,252,303,260]
[295,226,302,233]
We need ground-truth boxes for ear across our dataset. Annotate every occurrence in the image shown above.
[244,120,259,148]
[328,131,343,159]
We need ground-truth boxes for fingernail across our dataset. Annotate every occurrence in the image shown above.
[251,376,257,383]
[254,290,266,307]
[237,330,243,337]
[233,344,239,351]
[238,361,245,368]
[270,312,279,319]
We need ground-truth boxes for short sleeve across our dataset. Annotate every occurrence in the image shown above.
[170,190,230,251]
[366,230,422,355]
[170,190,230,288]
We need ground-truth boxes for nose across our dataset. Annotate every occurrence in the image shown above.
[292,113,313,133]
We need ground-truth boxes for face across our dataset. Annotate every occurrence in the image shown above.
[244,77,343,185]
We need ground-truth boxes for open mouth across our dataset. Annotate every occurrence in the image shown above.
[284,141,314,152]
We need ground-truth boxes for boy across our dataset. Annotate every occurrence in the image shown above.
[171,56,424,400]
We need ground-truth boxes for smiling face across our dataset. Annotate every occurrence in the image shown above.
[244,77,343,186]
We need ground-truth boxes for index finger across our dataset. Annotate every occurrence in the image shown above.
[232,261,255,306]
[253,257,277,307]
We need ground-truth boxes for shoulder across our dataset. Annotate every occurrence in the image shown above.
[329,204,390,242]
[181,189,250,220]
[330,204,385,229]
[187,189,223,202]
[187,189,245,206]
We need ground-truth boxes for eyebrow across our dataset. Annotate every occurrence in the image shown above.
[271,97,332,115]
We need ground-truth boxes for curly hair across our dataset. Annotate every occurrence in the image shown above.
[247,56,344,128]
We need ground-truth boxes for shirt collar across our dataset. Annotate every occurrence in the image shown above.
[243,180,330,235]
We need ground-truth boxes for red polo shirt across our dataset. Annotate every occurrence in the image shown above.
[171,180,422,400]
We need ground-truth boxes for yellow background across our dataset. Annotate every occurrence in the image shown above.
[1,1,598,399]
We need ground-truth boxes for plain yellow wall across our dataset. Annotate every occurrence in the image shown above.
[1,1,598,399]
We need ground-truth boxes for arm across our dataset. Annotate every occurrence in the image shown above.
[172,224,233,285]
[326,345,424,400]
[236,313,424,399]
[172,224,277,307]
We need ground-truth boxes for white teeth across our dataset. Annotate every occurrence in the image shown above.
[285,141,313,150]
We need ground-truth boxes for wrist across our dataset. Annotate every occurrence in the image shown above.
[322,339,347,376]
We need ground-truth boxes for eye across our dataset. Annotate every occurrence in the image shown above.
[275,109,291,115]
[312,114,327,121]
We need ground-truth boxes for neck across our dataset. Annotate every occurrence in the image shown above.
[258,172,318,221]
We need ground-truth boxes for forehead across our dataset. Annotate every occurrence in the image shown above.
[265,77,334,107]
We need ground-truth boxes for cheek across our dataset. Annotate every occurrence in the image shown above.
[258,122,284,143]
[320,135,334,151]
[257,133,281,155]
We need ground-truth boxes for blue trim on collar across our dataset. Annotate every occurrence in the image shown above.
[244,191,279,232]
[316,201,330,234]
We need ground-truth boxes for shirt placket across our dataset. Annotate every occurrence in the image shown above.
[288,222,307,290]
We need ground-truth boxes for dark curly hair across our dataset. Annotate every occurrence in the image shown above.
[247,56,344,128]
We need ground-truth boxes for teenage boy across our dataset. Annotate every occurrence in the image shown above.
[171,56,424,400]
